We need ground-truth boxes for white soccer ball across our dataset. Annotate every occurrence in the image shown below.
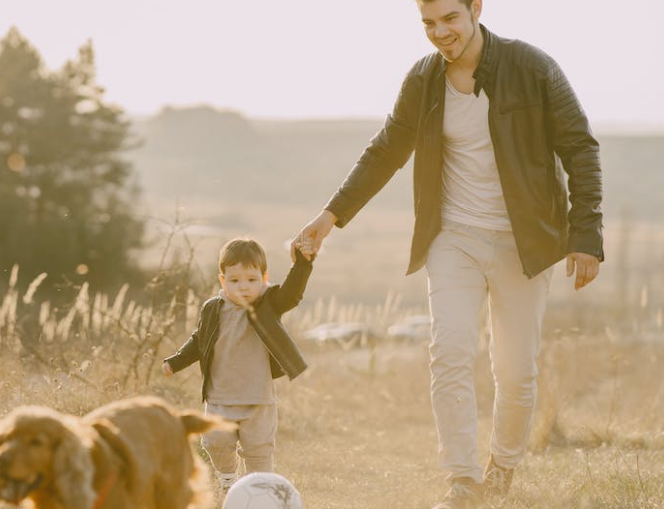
[222,472,304,509]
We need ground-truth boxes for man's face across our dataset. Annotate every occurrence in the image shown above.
[219,263,266,306]
[419,0,480,63]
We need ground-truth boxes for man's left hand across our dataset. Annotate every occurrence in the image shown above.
[566,252,600,290]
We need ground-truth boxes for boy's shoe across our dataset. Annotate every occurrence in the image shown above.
[431,477,484,509]
[483,455,514,499]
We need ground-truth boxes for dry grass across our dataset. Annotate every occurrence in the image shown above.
[2,263,664,508]
[270,341,664,509]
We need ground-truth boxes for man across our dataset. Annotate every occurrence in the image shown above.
[291,0,603,507]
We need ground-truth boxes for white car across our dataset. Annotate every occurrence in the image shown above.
[387,314,431,342]
[302,322,375,348]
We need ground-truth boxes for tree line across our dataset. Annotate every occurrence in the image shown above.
[0,27,144,299]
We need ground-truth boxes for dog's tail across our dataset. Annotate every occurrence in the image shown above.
[179,411,236,435]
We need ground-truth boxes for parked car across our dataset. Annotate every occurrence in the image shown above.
[302,322,375,348]
[387,314,431,342]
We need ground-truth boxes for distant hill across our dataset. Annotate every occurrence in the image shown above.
[129,107,407,211]
[128,105,663,223]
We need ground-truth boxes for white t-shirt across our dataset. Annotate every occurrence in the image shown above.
[440,77,511,231]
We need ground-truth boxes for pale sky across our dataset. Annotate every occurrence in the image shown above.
[3,0,664,130]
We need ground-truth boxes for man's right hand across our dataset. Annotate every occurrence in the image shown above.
[291,209,337,261]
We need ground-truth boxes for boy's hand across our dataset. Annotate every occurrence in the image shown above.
[297,237,316,258]
[161,361,174,377]
[291,209,337,262]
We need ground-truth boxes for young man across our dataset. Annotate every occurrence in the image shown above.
[292,0,603,507]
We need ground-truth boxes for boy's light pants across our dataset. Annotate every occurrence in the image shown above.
[426,222,553,484]
[201,403,277,474]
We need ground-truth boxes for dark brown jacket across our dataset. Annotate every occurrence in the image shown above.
[165,251,312,401]
[325,26,603,278]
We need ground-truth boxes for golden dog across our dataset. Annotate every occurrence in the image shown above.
[0,396,230,509]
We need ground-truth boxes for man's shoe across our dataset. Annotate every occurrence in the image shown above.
[431,477,483,509]
[483,455,514,499]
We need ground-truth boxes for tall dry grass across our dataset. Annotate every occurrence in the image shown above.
[1,254,664,508]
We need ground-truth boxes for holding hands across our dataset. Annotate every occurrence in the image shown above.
[295,236,316,259]
[290,210,337,262]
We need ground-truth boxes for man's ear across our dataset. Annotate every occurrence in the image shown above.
[262,272,268,284]
[472,0,483,18]
[219,273,225,289]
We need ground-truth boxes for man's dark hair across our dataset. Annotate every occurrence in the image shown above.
[219,237,268,274]
[419,0,473,8]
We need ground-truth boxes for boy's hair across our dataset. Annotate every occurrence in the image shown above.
[218,237,268,274]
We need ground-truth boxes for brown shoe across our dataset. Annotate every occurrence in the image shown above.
[431,477,483,509]
[483,455,514,499]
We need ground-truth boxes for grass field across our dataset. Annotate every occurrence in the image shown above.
[2,157,664,507]
[2,261,664,508]
[275,342,664,509]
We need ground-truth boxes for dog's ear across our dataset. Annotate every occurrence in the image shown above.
[90,419,139,491]
[50,417,96,509]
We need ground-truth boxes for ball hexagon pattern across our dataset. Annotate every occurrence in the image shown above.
[222,472,303,509]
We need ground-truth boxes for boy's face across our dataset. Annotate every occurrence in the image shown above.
[219,263,267,306]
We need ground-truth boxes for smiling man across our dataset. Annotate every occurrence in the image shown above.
[292,0,603,507]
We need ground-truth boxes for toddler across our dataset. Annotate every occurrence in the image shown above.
[162,237,313,495]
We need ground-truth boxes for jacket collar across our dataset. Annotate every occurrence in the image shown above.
[472,24,498,97]
[434,25,497,99]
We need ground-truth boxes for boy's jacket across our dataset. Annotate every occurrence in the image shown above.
[165,251,312,401]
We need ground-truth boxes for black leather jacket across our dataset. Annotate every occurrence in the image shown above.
[165,252,312,401]
[325,26,603,278]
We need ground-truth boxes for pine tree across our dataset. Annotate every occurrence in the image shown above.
[0,27,144,296]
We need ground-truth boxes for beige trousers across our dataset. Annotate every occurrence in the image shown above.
[426,221,553,483]
[201,403,277,474]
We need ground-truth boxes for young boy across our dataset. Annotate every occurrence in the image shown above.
[162,237,313,495]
